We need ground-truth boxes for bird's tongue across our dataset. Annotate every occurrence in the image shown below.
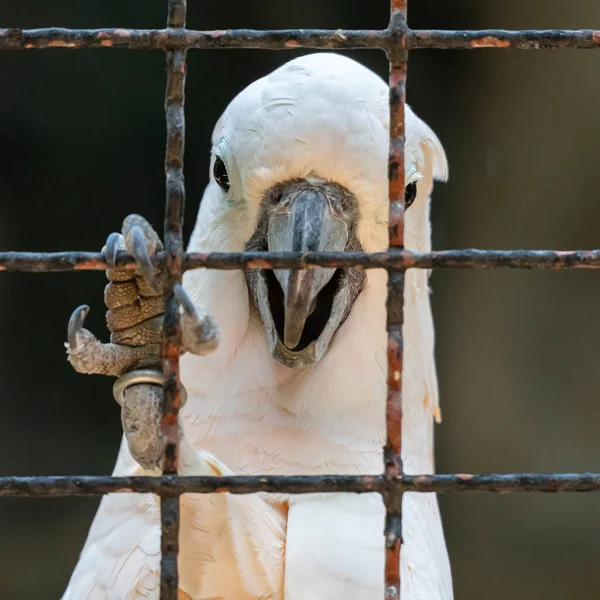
[267,187,348,350]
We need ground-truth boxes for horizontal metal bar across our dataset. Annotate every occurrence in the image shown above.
[1,473,599,497]
[1,249,600,272]
[0,251,111,272]
[184,249,600,270]
[0,28,598,52]
[411,29,600,50]
[0,27,388,51]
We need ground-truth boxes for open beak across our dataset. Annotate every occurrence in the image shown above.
[244,179,365,369]
[268,187,348,350]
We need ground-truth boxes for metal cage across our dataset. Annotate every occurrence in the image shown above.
[1,1,600,599]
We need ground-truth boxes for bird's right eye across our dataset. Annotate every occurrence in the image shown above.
[213,156,230,192]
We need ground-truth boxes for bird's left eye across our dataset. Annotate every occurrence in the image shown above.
[213,156,230,192]
[405,182,417,209]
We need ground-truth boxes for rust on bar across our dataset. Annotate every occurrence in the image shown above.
[471,36,511,48]
[384,1,408,598]
[1,473,600,497]
[0,27,389,51]
[409,29,600,50]
[0,251,115,271]
[2,249,600,272]
[160,1,187,598]
[1,27,600,52]
[185,249,600,270]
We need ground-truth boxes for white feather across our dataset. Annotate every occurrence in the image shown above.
[63,53,451,600]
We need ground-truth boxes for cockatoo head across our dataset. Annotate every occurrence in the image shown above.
[201,53,447,369]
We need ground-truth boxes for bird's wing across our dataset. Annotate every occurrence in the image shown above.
[401,117,454,599]
[402,277,454,600]
[400,278,453,600]
[62,439,161,600]
[177,443,286,599]
[402,492,453,600]
[63,436,286,600]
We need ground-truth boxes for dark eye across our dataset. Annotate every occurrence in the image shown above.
[405,181,417,209]
[213,156,230,191]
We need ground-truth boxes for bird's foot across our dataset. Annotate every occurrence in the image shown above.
[66,214,219,468]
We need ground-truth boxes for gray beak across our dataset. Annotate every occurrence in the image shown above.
[268,187,348,350]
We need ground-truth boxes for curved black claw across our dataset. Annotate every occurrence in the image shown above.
[174,283,219,356]
[130,226,160,294]
[105,232,122,269]
[173,283,196,318]
[68,305,90,351]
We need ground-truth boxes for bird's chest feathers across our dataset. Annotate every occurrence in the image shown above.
[180,272,388,475]
[181,353,386,475]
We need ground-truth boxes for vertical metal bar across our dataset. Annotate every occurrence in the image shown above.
[384,1,408,599]
[160,1,187,598]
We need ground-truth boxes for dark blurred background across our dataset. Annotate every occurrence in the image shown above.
[0,1,599,598]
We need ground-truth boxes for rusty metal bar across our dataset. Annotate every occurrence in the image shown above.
[2,249,600,272]
[0,27,388,51]
[1,27,599,51]
[410,29,600,50]
[1,473,600,497]
[384,2,408,599]
[185,249,600,270]
[160,1,187,597]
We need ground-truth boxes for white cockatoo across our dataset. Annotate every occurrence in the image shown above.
[64,52,452,599]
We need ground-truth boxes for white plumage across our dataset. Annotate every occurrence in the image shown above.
[63,53,452,600]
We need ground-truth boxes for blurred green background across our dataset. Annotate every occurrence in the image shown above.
[0,1,599,598]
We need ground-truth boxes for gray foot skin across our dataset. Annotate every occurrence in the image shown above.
[66,214,219,468]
